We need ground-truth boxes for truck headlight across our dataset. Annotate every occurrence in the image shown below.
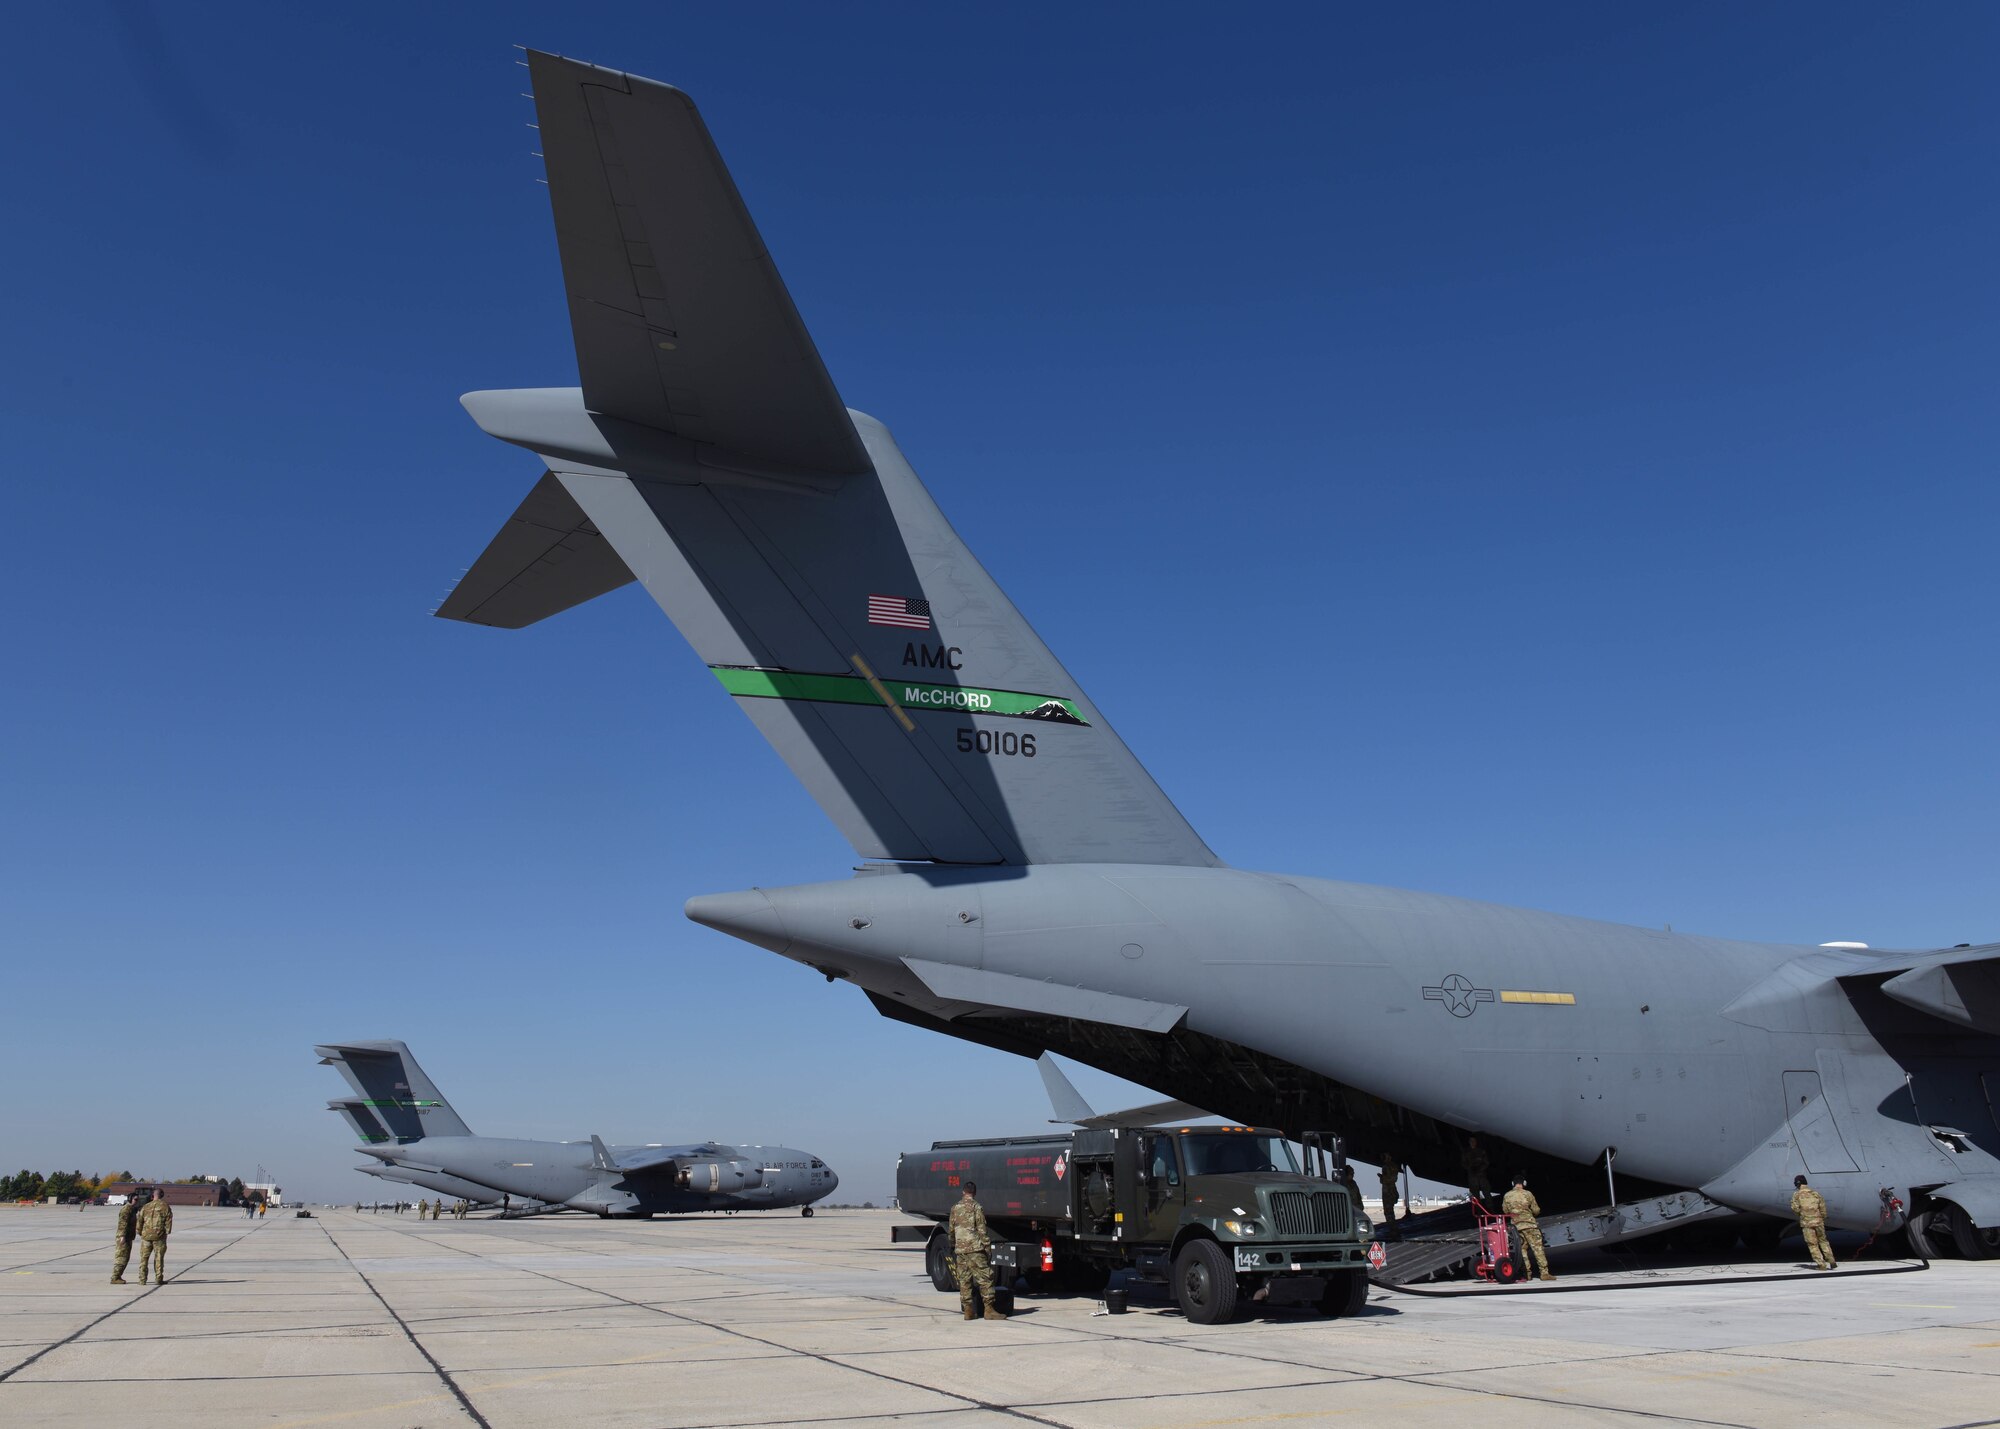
[1221,1219,1265,1237]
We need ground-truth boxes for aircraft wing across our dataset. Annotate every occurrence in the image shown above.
[1035,1053,1213,1128]
[1840,943,2000,1034]
[526,51,869,476]
[587,1136,716,1176]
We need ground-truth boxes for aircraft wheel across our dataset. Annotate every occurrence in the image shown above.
[1172,1239,1238,1325]
[1906,1209,1945,1259]
[1940,1202,1995,1260]
[802,1207,814,1218]
[1319,1268,1369,1318]
[925,1234,958,1293]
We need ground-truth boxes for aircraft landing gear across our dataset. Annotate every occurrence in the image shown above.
[802,1206,815,1217]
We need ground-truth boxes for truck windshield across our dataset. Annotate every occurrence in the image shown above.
[1178,1134,1298,1176]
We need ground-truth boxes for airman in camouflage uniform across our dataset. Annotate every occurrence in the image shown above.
[1461,1137,1492,1202]
[136,1190,173,1285]
[1501,1175,1554,1281]
[110,1193,145,1283]
[948,1182,1004,1320]
[1377,1153,1402,1237]
[1792,1175,1835,1270]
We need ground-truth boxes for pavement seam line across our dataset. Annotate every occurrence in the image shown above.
[313,1218,492,1429]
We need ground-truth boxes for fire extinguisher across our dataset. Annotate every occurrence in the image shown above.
[1040,1239,1055,1274]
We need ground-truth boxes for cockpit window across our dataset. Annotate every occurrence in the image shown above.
[811,1159,824,1169]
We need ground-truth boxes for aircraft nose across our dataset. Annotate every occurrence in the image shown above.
[685,887,792,955]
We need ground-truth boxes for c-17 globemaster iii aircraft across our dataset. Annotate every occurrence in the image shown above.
[436,52,1999,1258]
[318,1041,839,1217]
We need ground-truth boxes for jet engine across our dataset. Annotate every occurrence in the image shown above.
[675,1158,762,1193]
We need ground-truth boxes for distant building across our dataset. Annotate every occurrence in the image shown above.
[244,1182,284,1206]
[102,1182,221,1207]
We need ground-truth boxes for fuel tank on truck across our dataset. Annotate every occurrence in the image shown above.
[897,1134,1078,1224]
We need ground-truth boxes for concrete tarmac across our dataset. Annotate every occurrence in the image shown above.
[1,1206,1995,1428]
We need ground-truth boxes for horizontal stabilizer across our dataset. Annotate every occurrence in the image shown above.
[435,471,635,628]
[906,959,1188,1034]
[526,50,869,475]
[329,1098,392,1144]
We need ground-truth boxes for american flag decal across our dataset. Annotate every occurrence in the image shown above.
[867,594,932,630]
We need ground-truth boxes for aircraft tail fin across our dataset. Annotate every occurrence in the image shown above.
[438,54,1218,869]
[315,1041,472,1140]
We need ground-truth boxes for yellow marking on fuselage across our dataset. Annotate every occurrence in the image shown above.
[1501,990,1576,1005]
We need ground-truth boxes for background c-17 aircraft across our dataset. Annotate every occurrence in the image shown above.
[436,52,2000,1258]
[318,1041,839,1217]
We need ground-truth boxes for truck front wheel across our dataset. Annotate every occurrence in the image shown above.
[1172,1240,1239,1325]
[925,1235,958,1293]
[1320,1268,1369,1318]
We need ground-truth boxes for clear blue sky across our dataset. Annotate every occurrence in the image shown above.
[4,4,1994,1203]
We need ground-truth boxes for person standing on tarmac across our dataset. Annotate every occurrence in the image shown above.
[136,1189,173,1285]
[948,1182,1005,1321]
[110,1193,144,1284]
[1502,1175,1555,1281]
[1792,1175,1836,1270]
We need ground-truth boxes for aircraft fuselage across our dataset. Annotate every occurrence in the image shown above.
[689,864,2000,1233]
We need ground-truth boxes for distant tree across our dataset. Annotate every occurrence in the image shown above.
[227,1177,246,1204]
[114,1171,135,1184]
[245,1186,267,1206]
[43,1171,84,1201]
[861,1201,876,1209]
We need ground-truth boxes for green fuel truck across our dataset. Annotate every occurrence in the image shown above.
[895,1124,1372,1324]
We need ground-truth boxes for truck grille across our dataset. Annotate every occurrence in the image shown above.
[1268,1190,1349,1238]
